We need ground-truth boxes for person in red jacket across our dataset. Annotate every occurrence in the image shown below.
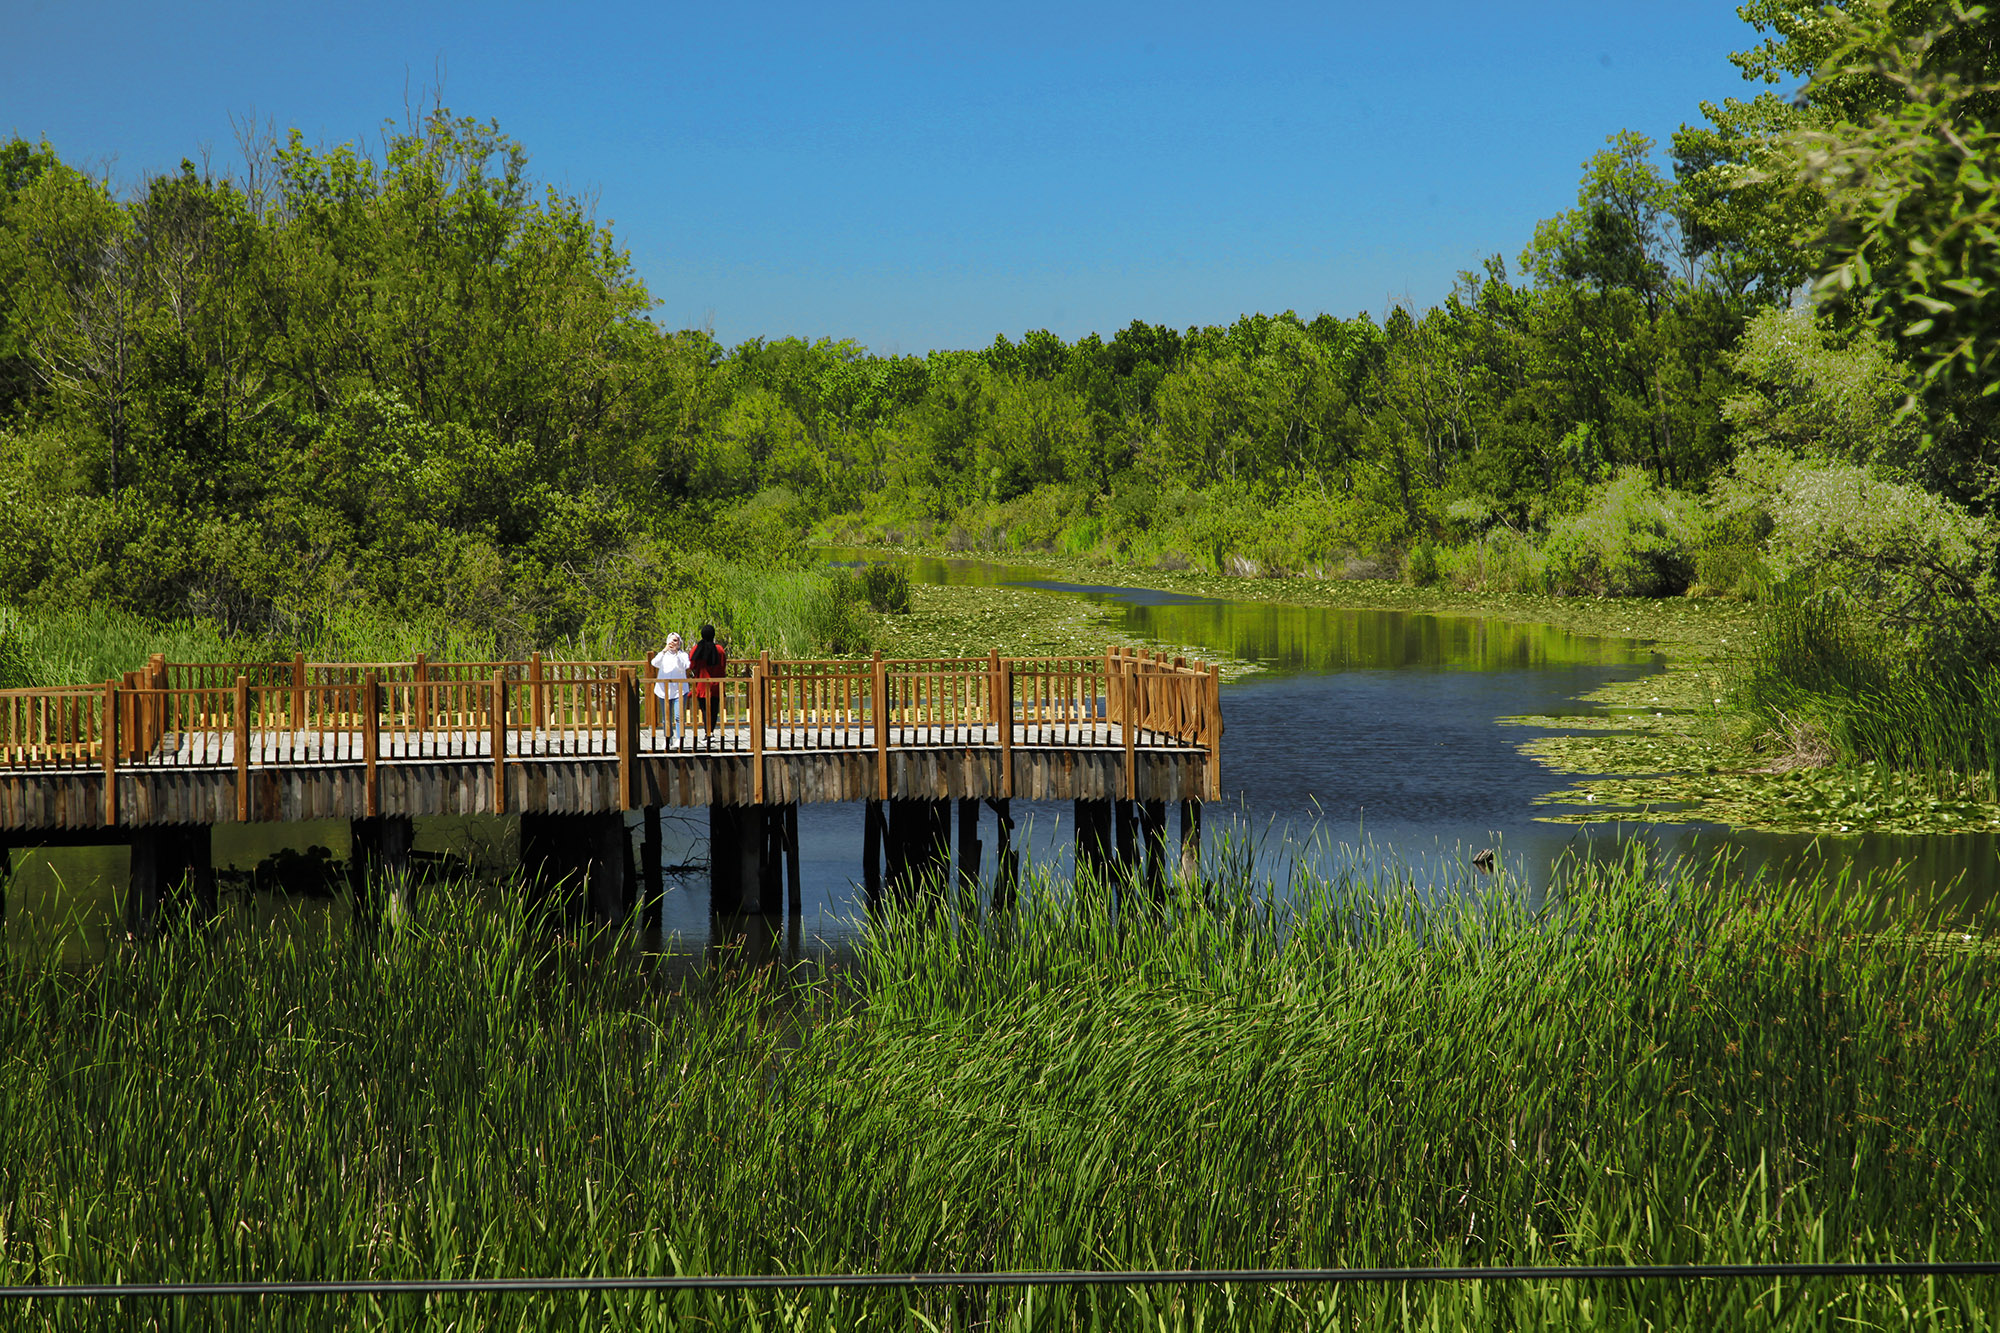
[687,623,727,733]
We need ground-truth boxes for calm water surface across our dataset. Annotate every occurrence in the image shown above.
[7,557,1995,962]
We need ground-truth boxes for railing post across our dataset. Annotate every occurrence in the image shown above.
[530,652,545,733]
[292,652,306,734]
[998,656,1014,800]
[1205,663,1222,800]
[760,647,775,743]
[751,656,767,805]
[362,672,379,818]
[1105,646,1120,728]
[873,649,889,801]
[1124,659,1138,801]
[414,653,430,738]
[101,679,119,826]
[147,653,167,753]
[491,671,508,814]
[236,674,252,822]
[617,667,636,811]
[119,671,137,761]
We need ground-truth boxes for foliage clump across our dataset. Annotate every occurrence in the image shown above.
[855,561,912,614]
[1540,469,1705,597]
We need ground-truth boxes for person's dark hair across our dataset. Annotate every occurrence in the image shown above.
[698,623,716,643]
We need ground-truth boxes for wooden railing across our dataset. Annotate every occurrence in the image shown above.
[0,646,1221,820]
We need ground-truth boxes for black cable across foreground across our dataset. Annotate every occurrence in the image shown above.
[4,1262,2000,1300]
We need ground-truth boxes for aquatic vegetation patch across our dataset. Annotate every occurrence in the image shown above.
[0,851,1995,1329]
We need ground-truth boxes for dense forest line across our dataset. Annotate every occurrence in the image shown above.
[1,3,1995,718]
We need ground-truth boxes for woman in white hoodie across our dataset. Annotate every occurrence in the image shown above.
[650,631,691,743]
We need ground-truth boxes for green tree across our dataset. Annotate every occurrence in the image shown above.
[1792,0,2000,491]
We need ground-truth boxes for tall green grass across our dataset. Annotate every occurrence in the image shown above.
[0,556,872,690]
[1745,592,2000,798]
[0,851,1994,1329]
[0,604,245,688]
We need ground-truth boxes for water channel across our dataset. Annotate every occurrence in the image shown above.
[5,556,1994,964]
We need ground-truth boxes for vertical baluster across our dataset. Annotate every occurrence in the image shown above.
[363,673,379,818]
[617,667,635,809]
[102,680,118,824]
[873,651,889,800]
[751,657,766,803]
[999,657,1014,799]
[235,675,252,822]
[492,672,508,813]
[414,654,430,758]
[1124,659,1138,801]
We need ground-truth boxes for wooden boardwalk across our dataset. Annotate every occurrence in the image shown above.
[0,648,1221,833]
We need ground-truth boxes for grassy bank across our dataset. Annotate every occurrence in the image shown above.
[1,851,1994,1330]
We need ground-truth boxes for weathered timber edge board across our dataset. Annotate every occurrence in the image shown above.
[0,749,1207,831]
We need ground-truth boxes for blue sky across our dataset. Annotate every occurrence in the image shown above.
[6,1,1768,353]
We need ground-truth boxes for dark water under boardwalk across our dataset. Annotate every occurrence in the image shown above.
[8,560,1997,964]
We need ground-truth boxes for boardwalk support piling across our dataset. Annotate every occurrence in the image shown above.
[886,799,949,898]
[518,812,623,921]
[617,668,637,811]
[235,675,253,822]
[350,816,414,918]
[863,799,884,903]
[587,812,625,922]
[1075,798,1112,884]
[641,806,663,919]
[985,798,1018,910]
[708,802,764,915]
[784,802,801,917]
[758,806,782,915]
[1141,798,1169,894]
[958,796,981,893]
[994,652,1014,799]
[126,826,161,937]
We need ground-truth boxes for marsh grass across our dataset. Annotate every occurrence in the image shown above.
[1746,593,2000,802]
[0,850,1995,1330]
[0,604,244,688]
[0,557,871,691]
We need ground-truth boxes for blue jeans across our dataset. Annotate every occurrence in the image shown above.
[656,693,683,741]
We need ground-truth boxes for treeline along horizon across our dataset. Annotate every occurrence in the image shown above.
[1,4,1994,663]
[0,112,1757,628]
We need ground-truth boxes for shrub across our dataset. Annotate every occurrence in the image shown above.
[1541,469,1702,597]
[1712,448,2000,658]
[1435,527,1548,592]
[856,561,912,614]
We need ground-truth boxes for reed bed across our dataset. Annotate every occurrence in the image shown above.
[1746,592,2000,800]
[0,850,1995,1330]
[0,605,242,690]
